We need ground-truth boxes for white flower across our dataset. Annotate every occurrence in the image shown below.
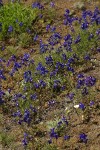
[74,104,79,109]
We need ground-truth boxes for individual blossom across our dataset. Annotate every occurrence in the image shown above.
[22,132,28,146]
[90,100,94,106]
[30,93,37,100]
[32,2,44,9]
[84,54,90,60]
[79,102,85,110]
[67,92,74,100]
[48,32,61,46]
[46,24,50,32]
[49,128,58,139]
[62,116,68,125]
[77,73,84,78]
[85,76,96,87]
[33,34,38,42]
[50,2,55,8]
[74,34,81,44]
[24,70,32,82]
[8,25,13,32]
[45,55,53,65]
[88,33,94,40]
[48,138,52,144]
[62,53,67,61]
[64,135,70,140]
[79,133,88,143]
[19,22,23,27]
[36,62,48,75]
[23,109,31,124]
[81,22,89,30]
[82,87,88,95]
[0,70,6,80]
[13,62,21,71]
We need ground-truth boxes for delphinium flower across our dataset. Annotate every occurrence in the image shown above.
[81,22,89,30]
[97,47,100,52]
[48,100,56,106]
[46,24,50,32]
[39,79,46,88]
[88,33,94,40]
[22,132,28,147]
[19,22,23,27]
[64,34,72,41]
[90,100,94,106]
[76,78,85,89]
[8,25,13,33]
[24,70,32,82]
[0,69,6,80]
[13,62,21,71]
[64,135,70,140]
[9,61,21,76]
[13,110,22,118]
[62,116,68,125]
[32,2,44,9]
[0,97,4,104]
[33,34,38,42]
[67,92,74,100]
[12,93,21,101]
[48,32,61,46]
[64,9,78,27]
[77,73,84,79]
[48,138,52,144]
[50,2,55,8]
[33,82,40,89]
[74,34,81,44]
[82,87,88,96]
[30,105,37,114]
[53,80,61,92]
[63,34,73,51]
[50,70,57,78]
[56,45,63,54]
[62,53,67,61]
[0,0,3,7]
[23,109,31,124]
[1,45,5,51]
[85,76,96,87]
[51,26,56,32]
[36,62,48,75]
[79,133,88,143]
[30,93,37,100]
[64,9,71,25]
[26,28,31,34]
[45,55,53,65]
[68,57,74,64]
[91,7,100,24]
[79,102,85,110]
[21,53,30,66]
[82,10,92,23]
[56,62,65,72]
[84,54,90,60]
[7,55,17,67]
[0,87,5,104]
[49,128,58,139]
[61,85,66,91]
[39,40,48,53]
[66,63,74,73]
[96,28,100,36]
[57,121,63,127]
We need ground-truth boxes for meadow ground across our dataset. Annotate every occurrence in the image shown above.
[0,0,100,150]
